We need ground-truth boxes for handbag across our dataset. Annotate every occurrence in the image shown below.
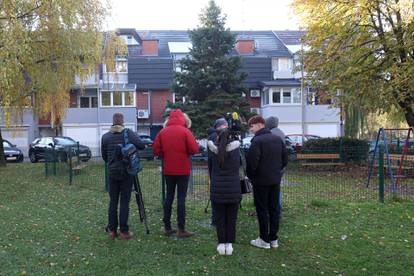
[240,176,253,194]
[239,149,252,194]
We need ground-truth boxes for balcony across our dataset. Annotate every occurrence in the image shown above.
[102,72,128,84]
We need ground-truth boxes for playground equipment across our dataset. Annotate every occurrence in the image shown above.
[367,127,414,191]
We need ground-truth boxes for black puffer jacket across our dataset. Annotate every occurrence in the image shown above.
[208,140,242,204]
[101,125,145,178]
[246,128,288,186]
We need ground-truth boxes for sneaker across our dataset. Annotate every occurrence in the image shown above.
[164,228,177,236]
[270,240,279,248]
[217,243,226,255]
[177,230,194,238]
[119,231,133,240]
[250,237,271,249]
[225,243,233,255]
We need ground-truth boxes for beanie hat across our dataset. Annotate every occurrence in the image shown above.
[113,113,124,126]
[265,116,279,129]
[214,118,228,129]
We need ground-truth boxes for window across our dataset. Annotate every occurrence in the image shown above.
[113,92,122,106]
[100,91,135,107]
[91,97,98,107]
[292,88,301,104]
[124,92,134,106]
[80,96,98,108]
[272,89,281,103]
[102,93,111,106]
[263,90,269,105]
[265,87,302,105]
[271,57,279,71]
[80,97,90,108]
[116,60,128,73]
[282,91,291,103]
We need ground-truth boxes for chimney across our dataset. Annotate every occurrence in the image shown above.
[141,39,159,56]
[235,39,255,54]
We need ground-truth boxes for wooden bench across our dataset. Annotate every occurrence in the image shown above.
[296,153,344,166]
[70,156,87,174]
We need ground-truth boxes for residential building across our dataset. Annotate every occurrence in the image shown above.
[0,29,340,157]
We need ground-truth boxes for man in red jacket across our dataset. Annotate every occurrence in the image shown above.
[153,109,199,237]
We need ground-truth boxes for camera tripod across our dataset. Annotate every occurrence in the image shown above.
[133,175,150,234]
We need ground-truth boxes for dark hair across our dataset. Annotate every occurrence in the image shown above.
[217,128,230,168]
[248,115,265,127]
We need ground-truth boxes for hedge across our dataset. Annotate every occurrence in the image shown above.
[303,137,370,162]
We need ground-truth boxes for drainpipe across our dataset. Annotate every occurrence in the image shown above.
[97,81,101,157]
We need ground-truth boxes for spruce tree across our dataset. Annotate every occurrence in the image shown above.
[172,0,250,137]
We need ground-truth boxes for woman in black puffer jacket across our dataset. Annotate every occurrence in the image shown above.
[207,128,241,256]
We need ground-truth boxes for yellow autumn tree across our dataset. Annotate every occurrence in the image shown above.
[292,0,414,128]
[0,0,126,166]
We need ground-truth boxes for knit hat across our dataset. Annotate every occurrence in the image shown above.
[113,113,124,126]
[214,118,228,129]
[265,116,279,129]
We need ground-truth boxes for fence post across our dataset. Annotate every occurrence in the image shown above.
[105,162,109,192]
[339,137,345,162]
[53,148,57,176]
[161,159,165,206]
[69,146,73,185]
[378,144,385,203]
[189,159,194,193]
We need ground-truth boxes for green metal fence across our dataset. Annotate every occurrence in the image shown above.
[45,146,414,207]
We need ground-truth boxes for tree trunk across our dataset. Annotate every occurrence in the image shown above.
[0,127,6,167]
[404,109,414,127]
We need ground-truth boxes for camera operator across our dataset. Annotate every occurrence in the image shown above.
[207,127,241,255]
[101,113,145,240]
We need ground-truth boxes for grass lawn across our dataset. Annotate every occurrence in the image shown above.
[0,163,413,275]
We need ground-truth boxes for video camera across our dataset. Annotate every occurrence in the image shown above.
[225,112,242,141]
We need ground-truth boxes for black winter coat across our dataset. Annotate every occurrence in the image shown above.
[208,140,242,204]
[246,128,288,186]
[101,125,145,179]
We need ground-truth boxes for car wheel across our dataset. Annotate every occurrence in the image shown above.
[17,155,24,163]
[29,151,38,163]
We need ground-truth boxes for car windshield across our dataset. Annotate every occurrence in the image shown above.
[2,141,12,148]
[54,137,76,146]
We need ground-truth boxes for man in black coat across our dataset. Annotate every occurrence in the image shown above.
[246,115,288,249]
[101,113,145,240]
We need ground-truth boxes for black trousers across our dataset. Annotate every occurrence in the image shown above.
[253,185,280,243]
[108,175,133,233]
[214,202,239,243]
[163,175,189,230]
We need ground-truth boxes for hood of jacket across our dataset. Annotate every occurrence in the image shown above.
[110,125,124,133]
[265,116,279,129]
[166,109,186,127]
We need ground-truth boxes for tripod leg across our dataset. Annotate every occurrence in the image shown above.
[135,176,150,234]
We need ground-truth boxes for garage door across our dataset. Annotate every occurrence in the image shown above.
[2,127,29,154]
[63,126,98,156]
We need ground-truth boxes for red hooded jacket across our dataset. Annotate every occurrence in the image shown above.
[153,109,199,175]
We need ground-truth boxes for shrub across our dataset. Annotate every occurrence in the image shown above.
[303,137,370,162]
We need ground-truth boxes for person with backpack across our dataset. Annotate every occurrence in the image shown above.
[153,109,199,238]
[207,127,241,255]
[101,113,145,240]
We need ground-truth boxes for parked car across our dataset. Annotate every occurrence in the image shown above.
[241,135,296,155]
[192,144,208,161]
[286,134,321,151]
[138,134,154,160]
[2,139,24,162]
[28,136,91,163]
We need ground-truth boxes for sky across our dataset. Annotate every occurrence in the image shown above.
[104,0,300,31]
